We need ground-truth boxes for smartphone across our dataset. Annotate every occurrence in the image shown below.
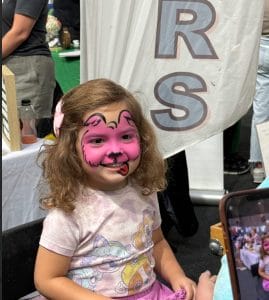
[219,188,269,300]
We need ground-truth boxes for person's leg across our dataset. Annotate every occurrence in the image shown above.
[249,36,269,183]
[4,56,37,109]
[224,122,241,157]
[32,55,56,137]
[223,121,249,175]
[159,151,198,238]
[5,55,56,138]
[31,55,55,118]
[36,80,64,138]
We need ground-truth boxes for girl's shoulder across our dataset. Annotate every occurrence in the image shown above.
[264,255,269,262]
[44,206,77,224]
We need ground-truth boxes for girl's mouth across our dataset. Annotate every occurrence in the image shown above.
[101,162,127,168]
[101,162,129,176]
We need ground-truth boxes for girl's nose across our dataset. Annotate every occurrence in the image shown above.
[108,152,122,160]
[106,140,123,156]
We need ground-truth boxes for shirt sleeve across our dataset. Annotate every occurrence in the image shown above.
[259,258,265,269]
[150,192,162,230]
[15,0,47,20]
[39,208,80,257]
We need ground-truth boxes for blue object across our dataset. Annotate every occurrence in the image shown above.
[258,176,269,189]
[213,255,233,300]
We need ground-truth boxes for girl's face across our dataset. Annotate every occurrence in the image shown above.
[263,238,269,254]
[76,101,141,191]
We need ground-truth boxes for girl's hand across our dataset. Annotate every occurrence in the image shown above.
[171,275,196,300]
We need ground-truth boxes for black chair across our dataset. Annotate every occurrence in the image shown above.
[2,218,44,300]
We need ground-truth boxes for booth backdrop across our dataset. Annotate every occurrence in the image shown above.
[80,0,264,201]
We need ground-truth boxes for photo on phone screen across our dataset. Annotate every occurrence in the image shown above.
[220,188,269,300]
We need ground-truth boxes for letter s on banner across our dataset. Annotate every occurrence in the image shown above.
[151,72,208,131]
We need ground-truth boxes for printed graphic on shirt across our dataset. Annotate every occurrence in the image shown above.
[116,208,155,295]
[67,208,155,296]
[116,254,154,295]
[133,208,155,250]
[68,266,103,290]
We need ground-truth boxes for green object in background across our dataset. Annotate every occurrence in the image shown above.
[51,48,80,93]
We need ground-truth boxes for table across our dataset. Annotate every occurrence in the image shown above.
[2,139,47,231]
[51,48,80,93]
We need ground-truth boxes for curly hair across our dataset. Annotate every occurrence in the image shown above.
[39,79,167,212]
[260,234,269,258]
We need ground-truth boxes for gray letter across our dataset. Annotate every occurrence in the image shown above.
[151,72,208,131]
[155,0,218,59]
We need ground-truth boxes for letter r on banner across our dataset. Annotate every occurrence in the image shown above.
[155,0,218,59]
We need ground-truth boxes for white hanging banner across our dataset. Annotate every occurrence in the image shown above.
[80,0,264,159]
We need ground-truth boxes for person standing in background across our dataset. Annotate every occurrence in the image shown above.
[158,151,199,243]
[2,0,56,138]
[53,0,80,42]
[249,0,269,183]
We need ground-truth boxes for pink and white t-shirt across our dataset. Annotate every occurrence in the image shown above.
[259,255,269,275]
[39,181,162,298]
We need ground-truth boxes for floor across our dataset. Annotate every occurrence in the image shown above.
[167,107,259,282]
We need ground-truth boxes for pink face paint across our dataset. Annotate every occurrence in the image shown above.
[81,110,141,175]
[263,241,269,251]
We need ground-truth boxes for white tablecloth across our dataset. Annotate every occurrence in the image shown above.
[2,139,47,231]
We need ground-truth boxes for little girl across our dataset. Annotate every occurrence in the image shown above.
[34,79,212,300]
[258,234,269,292]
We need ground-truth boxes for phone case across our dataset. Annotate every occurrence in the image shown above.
[219,188,269,300]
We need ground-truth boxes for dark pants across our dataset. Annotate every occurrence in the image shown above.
[36,81,63,138]
[223,121,241,157]
[158,151,199,238]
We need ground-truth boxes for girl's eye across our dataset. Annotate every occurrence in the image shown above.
[89,138,104,144]
[122,134,132,140]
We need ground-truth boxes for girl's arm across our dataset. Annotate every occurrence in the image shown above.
[152,227,196,300]
[258,266,269,280]
[2,14,36,59]
[34,246,112,300]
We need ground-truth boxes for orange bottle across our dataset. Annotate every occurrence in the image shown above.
[19,99,37,144]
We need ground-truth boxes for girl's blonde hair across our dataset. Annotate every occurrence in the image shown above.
[40,79,167,212]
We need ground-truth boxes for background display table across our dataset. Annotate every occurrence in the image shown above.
[2,139,47,231]
[51,48,80,93]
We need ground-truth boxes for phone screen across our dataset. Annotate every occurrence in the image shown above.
[220,188,269,300]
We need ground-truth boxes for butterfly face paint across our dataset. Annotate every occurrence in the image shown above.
[81,110,141,176]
